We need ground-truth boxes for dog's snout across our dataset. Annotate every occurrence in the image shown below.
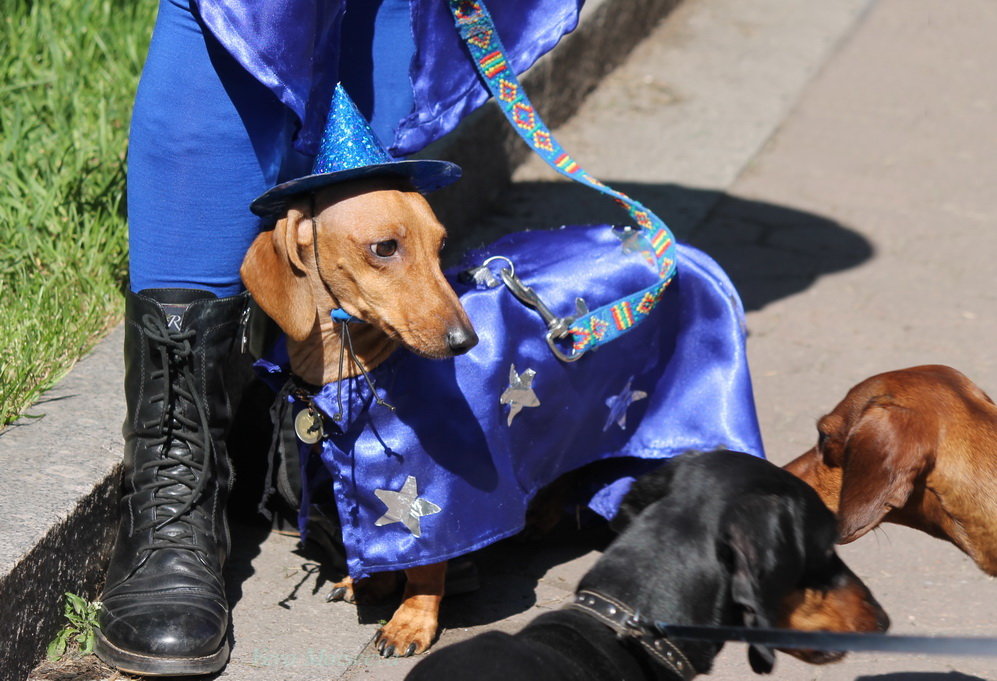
[873,601,891,632]
[447,326,478,355]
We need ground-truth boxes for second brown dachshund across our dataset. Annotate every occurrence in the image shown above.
[785,364,997,575]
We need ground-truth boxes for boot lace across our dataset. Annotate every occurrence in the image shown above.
[133,312,215,556]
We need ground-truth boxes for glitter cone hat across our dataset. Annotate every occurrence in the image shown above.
[250,83,462,218]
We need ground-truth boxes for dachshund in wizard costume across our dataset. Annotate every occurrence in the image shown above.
[241,71,766,655]
[240,0,763,659]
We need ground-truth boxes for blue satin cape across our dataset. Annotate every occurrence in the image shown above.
[194,0,583,156]
[257,224,765,579]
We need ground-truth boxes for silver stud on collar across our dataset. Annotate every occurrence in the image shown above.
[570,591,694,680]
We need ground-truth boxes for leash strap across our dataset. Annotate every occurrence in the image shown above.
[570,590,997,660]
[448,0,678,360]
[655,623,997,657]
[567,590,696,680]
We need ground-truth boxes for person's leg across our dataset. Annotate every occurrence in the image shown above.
[127,1,292,295]
[96,0,295,674]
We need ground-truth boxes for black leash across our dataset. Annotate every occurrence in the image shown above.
[654,623,997,657]
[571,589,997,666]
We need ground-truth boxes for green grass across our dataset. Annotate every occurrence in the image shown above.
[1,0,155,427]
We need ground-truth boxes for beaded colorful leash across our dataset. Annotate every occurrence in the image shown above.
[448,0,678,360]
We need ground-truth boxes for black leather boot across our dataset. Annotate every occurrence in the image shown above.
[95,288,250,675]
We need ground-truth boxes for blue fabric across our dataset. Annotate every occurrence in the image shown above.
[340,0,416,148]
[257,225,765,578]
[128,0,581,295]
[195,0,583,156]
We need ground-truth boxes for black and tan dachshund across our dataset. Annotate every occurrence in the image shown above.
[406,450,889,680]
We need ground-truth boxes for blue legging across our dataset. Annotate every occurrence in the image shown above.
[128,0,415,296]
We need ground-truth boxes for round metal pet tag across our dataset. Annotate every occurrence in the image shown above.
[294,408,324,444]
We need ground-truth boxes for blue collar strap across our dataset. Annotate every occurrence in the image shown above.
[449,0,678,361]
[331,308,363,323]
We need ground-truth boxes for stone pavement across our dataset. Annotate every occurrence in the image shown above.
[14,0,997,678]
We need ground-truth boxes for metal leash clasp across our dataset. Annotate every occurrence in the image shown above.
[484,256,589,363]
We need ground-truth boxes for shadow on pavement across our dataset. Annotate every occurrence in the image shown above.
[443,520,615,629]
[224,376,284,663]
[454,181,873,313]
[858,673,992,681]
[346,519,614,628]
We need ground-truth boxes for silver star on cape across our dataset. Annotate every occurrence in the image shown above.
[604,377,648,431]
[500,364,540,426]
[468,265,500,288]
[615,226,645,255]
[373,475,441,538]
[614,226,658,269]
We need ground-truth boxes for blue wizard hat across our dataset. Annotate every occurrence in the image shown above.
[250,84,462,218]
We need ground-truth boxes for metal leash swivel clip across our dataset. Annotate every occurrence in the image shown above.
[484,256,590,363]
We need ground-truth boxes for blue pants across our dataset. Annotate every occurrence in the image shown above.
[128,0,415,296]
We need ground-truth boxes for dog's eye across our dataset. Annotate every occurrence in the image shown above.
[371,240,397,258]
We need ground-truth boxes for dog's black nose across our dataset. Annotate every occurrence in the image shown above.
[875,604,891,632]
[447,326,478,355]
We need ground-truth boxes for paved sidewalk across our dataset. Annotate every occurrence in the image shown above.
[19,0,997,678]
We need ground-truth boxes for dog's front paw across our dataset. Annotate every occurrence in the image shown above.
[374,595,440,657]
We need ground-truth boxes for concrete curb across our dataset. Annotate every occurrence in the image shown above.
[0,323,124,679]
[0,1,684,678]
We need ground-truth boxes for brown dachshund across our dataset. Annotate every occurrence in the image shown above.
[241,177,478,656]
[784,365,997,576]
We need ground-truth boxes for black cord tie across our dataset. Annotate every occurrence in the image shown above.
[340,320,395,413]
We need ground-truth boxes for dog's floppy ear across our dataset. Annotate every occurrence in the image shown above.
[724,497,804,674]
[240,207,317,341]
[837,403,929,543]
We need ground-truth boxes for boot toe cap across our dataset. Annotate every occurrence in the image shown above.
[98,597,228,659]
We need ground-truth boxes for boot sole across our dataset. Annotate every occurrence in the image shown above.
[94,629,230,676]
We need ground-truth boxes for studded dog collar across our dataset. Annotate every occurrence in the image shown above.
[566,590,696,681]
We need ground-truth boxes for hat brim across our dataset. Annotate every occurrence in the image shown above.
[250,159,462,218]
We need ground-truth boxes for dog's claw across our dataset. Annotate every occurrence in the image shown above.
[405,643,417,657]
[328,586,347,602]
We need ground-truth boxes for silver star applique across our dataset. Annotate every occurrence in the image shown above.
[615,226,645,255]
[468,265,500,288]
[500,364,540,426]
[603,377,648,431]
[373,475,441,538]
[614,226,658,269]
